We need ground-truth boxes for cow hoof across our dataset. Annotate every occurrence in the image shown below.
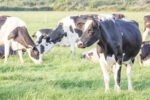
[105,88,110,93]
[128,88,133,91]
[21,61,24,64]
[35,61,42,64]
[4,61,7,64]
[114,85,121,93]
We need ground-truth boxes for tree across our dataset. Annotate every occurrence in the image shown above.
[136,0,146,6]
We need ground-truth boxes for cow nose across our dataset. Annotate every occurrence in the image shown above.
[35,42,39,46]
[35,60,42,64]
[78,41,83,48]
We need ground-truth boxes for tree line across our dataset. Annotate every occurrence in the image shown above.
[0,0,149,11]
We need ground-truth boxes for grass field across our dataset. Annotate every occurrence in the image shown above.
[0,11,150,100]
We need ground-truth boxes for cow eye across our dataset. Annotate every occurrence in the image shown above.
[88,29,93,33]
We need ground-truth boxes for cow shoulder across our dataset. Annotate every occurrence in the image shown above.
[99,20,121,44]
[0,16,10,29]
[9,26,35,48]
[8,27,18,40]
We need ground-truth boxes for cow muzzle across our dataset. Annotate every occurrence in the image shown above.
[35,42,39,46]
[81,54,86,59]
[77,41,85,48]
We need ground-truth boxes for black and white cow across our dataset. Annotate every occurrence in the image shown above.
[32,29,53,45]
[78,18,142,92]
[143,15,150,41]
[0,16,42,64]
[81,48,99,63]
[137,41,150,66]
[37,14,125,55]
[0,46,16,58]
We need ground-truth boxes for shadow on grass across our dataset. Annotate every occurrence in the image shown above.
[0,65,26,73]
[47,79,103,89]
[134,81,150,91]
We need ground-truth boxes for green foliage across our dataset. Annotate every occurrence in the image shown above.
[0,11,149,100]
[0,0,148,11]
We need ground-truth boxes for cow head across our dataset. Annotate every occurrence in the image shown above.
[8,26,42,64]
[37,17,76,54]
[32,31,48,45]
[27,46,42,64]
[112,13,125,20]
[78,18,100,48]
[36,23,67,54]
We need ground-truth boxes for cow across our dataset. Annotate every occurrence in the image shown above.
[0,46,16,58]
[112,13,125,20]
[81,48,99,63]
[37,14,125,55]
[137,41,150,66]
[32,29,53,45]
[77,18,142,92]
[143,15,150,41]
[0,16,42,64]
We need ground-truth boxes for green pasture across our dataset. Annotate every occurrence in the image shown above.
[0,11,150,100]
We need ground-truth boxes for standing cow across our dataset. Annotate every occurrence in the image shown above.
[78,18,142,92]
[0,16,42,64]
[143,15,150,41]
[37,14,125,55]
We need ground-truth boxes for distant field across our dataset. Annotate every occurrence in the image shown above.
[0,11,150,100]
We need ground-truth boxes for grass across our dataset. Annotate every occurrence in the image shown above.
[0,11,150,100]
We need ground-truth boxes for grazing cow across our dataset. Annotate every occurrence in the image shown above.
[32,29,53,45]
[0,46,16,58]
[137,41,150,66]
[81,48,99,63]
[143,15,150,41]
[112,13,125,20]
[37,14,125,55]
[0,16,42,64]
[78,18,142,92]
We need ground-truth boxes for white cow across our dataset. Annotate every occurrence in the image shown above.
[0,16,42,64]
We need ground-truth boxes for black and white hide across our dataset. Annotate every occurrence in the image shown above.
[32,29,53,45]
[137,41,150,66]
[0,46,16,58]
[0,16,42,64]
[81,48,99,63]
[37,14,126,56]
[78,18,142,92]
[143,15,150,41]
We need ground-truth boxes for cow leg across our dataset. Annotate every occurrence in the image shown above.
[70,42,75,56]
[113,62,122,92]
[143,28,150,41]
[4,42,10,64]
[136,50,142,66]
[99,53,110,91]
[18,50,24,64]
[126,61,133,91]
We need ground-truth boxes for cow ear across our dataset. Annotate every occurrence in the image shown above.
[43,33,47,38]
[32,34,36,38]
[8,28,18,40]
[76,22,84,29]
[92,20,98,29]
[32,47,38,54]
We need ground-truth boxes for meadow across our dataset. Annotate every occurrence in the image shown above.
[0,11,150,100]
